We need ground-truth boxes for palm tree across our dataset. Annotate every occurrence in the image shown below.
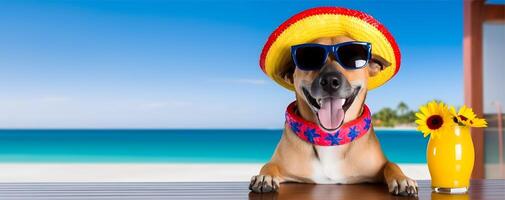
[372,107,398,127]
[372,102,418,127]
[397,102,409,116]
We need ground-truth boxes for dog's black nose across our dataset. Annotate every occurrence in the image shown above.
[319,73,340,92]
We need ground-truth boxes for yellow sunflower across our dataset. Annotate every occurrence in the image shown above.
[415,101,455,138]
[469,118,488,127]
[450,105,487,127]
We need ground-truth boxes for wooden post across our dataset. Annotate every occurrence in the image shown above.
[463,0,484,179]
[484,4,505,23]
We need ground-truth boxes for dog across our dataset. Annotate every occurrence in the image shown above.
[249,36,418,196]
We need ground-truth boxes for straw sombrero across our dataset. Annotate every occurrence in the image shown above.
[259,7,400,91]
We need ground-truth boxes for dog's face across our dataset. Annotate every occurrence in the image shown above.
[283,36,389,132]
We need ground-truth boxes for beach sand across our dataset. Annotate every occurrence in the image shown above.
[0,163,429,182]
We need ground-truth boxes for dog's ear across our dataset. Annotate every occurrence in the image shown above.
[280,59,295,84]
[368,55,391,77]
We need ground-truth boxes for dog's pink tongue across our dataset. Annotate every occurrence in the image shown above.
[317,98,345,130]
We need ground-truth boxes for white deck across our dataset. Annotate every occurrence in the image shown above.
[0,163,429,182]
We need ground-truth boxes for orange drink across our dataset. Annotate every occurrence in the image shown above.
[427,126,474,193]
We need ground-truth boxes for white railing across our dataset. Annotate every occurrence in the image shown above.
[491,101,504,178]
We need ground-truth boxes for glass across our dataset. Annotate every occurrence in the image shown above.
[427,126,474,194]
[483,23,505,179]
[291,42,371,71]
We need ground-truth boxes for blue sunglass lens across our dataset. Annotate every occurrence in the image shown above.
[336,43,370,69]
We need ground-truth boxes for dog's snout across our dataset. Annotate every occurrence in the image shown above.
[319,73,341,92]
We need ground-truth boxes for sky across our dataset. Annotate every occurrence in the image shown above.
[0,0,467,129]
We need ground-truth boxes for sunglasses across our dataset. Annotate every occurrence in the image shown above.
[291,41,372,71]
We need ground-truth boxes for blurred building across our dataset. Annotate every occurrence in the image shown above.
[464,0,505,179]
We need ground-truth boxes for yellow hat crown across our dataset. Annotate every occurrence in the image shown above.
[259,7,401,91]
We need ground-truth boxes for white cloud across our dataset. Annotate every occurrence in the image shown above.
[38,96,72,103]
[0,92,288,129]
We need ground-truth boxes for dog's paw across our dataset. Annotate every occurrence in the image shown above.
[387,177,418,196]
[249,175,280,193]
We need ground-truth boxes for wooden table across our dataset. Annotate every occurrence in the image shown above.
[0,180,503,199]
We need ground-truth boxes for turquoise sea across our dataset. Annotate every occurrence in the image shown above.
[0,129,427,163]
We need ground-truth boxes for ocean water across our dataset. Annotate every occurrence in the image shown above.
[0,129,428,163]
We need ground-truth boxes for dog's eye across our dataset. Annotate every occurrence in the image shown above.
[371,58,385,70]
